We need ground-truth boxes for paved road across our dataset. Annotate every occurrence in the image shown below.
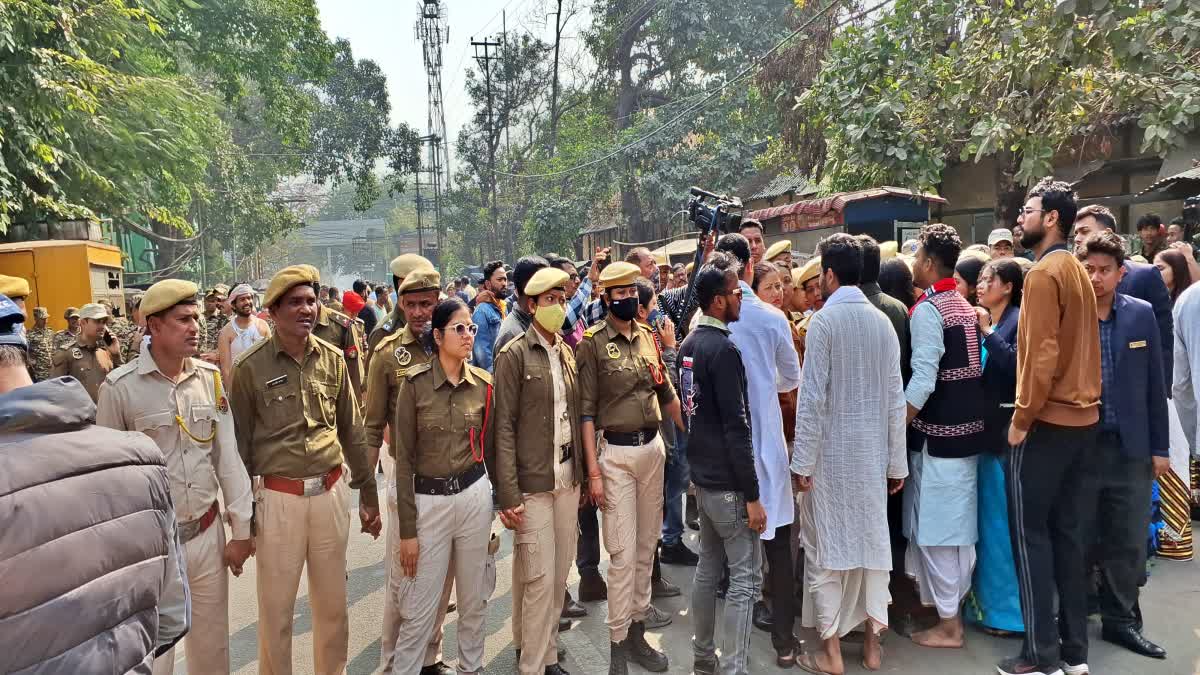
[172,489,1200,674]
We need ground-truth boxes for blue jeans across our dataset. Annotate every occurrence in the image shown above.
[691,487,762,675]
[662,433,690,546]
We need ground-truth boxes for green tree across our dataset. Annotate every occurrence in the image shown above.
[793,0,1200,225]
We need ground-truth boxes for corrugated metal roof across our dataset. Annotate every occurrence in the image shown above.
[747,173,817,202]
[748,186,946,222]
[1138,166,1200,196]
[579,222,619,235]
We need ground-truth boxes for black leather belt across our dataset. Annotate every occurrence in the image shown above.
[414,462,486,496]
[603,428,658,447]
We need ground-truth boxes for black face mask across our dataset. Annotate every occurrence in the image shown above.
[607,296,639,321]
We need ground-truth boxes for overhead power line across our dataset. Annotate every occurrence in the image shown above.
[493,0,889,180]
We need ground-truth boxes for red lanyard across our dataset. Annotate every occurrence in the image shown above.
[469,383,493,464]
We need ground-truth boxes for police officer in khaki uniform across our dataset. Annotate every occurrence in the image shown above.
[51,303,124,402]
[228,265,380,675]
[54,307,80,349]
[765,239,793,267]
[0,274,30,311]
[27,307,54,382]
[306,269,366,398]
[494,267,586,675]
[578,261,684,674]
[96,279,254,675]
[390,297,495,675]
[367,253,435,370]
[368,267,456,675]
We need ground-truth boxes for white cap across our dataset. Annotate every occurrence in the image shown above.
[988,228,1015,246]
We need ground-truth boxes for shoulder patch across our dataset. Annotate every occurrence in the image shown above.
[404,362,433,380]
[583,321,606,338]
[325,308,351,328]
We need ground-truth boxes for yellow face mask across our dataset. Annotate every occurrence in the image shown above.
[534,302,566,334]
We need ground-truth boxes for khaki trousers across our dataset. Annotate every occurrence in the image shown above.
[380,448,454,673]
[256,476,350,675]
[512,485,580,674]
[391,474,493,674]
[152,521,229,675]
[599,436,665,643]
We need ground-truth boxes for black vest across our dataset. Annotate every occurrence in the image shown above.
[912,290,986,457]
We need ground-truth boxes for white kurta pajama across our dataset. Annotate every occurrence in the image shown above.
[790,286,908,639]
[729,280,803,539]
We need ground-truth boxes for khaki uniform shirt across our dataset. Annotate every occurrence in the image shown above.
[366,305,406,372]
[229,332,378,509]
[26,327,54,382]
[313,305,365,397]
[364,325,431,450]
[96,343,253,539]
[493,323,586,510]
[391,358,495,538]
[51,339,125,402]
[577,320,676,433]
[52,329,76,350]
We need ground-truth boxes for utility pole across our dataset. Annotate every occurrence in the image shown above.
[549,0,564,156]
[472,37,504,262]
[417,0,450,273]
[414,180,425,253]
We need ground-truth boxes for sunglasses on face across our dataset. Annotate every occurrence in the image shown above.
[445,322,479,337]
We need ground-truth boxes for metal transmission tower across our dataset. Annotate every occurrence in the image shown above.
[415,0,451,272]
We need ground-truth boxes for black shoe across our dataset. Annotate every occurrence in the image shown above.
[693,654,719,675]
[558,616,573,632]
[995,656,1065,674]
[518,647,567,663]
[1102,624,1167,659]
[419,663,454,675]
[562,590,588,618]
[650,576,681,598]
[579,569,608,602]
[753,600,774,632]
[609,641,629,675]
[685,494,699,531]
[625,621,669,672]
[545,665,570,675]
[659,540,699,566]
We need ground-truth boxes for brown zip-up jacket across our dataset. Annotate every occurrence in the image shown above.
[492,323,586,509]
[1013,245,1101,431]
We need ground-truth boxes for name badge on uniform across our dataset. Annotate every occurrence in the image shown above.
[395,346,412,366]
[606,343,621,360]
[265,374,288,389]
[1129,340,1147,349]
[71,347,83,360]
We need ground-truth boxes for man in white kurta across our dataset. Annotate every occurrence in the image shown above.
[724,234,803,659]
[791,235,908,675]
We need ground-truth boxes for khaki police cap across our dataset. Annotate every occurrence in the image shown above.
[598,261,640,289]
[797,257,822,286]
[141,279,199,316]
[33,306,49,319]
[399,267,441,295]
[79,303,110,320]
[391,254,433,279]
[765,240,792,261]
[0,274,30,299]
[213,283,230,296]
[264,265,321,307]
[880,241,898,260]
[64,307,80,320]
[524,267,570,297]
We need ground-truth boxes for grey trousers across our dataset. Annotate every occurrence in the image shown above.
[691,487,763,675]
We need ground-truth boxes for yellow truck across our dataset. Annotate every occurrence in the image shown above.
[0,240,125,330]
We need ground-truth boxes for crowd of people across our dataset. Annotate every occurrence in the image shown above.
[1,175,1198,675]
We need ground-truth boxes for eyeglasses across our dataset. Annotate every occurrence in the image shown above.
[725,288,744,298]
[1020,207,1044,216]
[446,322,479,337]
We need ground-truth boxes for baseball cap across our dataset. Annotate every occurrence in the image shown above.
[988,228,1015,246]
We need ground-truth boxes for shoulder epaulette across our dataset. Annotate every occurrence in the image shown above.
[193,357,219,372]
[404,362,433,379]
[374,329,403,354]
[497,333,526,355]
[106,359,140,383]
[233,337,269,367]
[311,333,340,353]
[327,310,351,329]
[583,321,606,338]
[470,365,493,385]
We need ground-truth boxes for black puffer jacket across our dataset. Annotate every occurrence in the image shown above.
[0,377,189,674]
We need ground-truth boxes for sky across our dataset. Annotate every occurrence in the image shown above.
[314,0,581,170]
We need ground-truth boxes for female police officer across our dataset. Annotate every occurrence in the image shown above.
[389,297,495,674]
[494,267,586,675]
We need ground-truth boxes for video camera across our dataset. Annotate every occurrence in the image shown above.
[687,186,743,235]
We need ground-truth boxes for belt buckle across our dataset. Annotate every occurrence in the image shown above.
[636,430,646,445]
[302,476,326,497]
[446,475,460,494]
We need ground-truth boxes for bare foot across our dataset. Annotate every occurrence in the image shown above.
[910,621,964,649]
[862,631,883,670]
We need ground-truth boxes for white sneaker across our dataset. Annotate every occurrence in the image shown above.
[1062,664,1089,675]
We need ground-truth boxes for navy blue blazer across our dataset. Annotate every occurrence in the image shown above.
[980,304,1019,453]
[1117,261,1173,382]
[1105,293,1169,459]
